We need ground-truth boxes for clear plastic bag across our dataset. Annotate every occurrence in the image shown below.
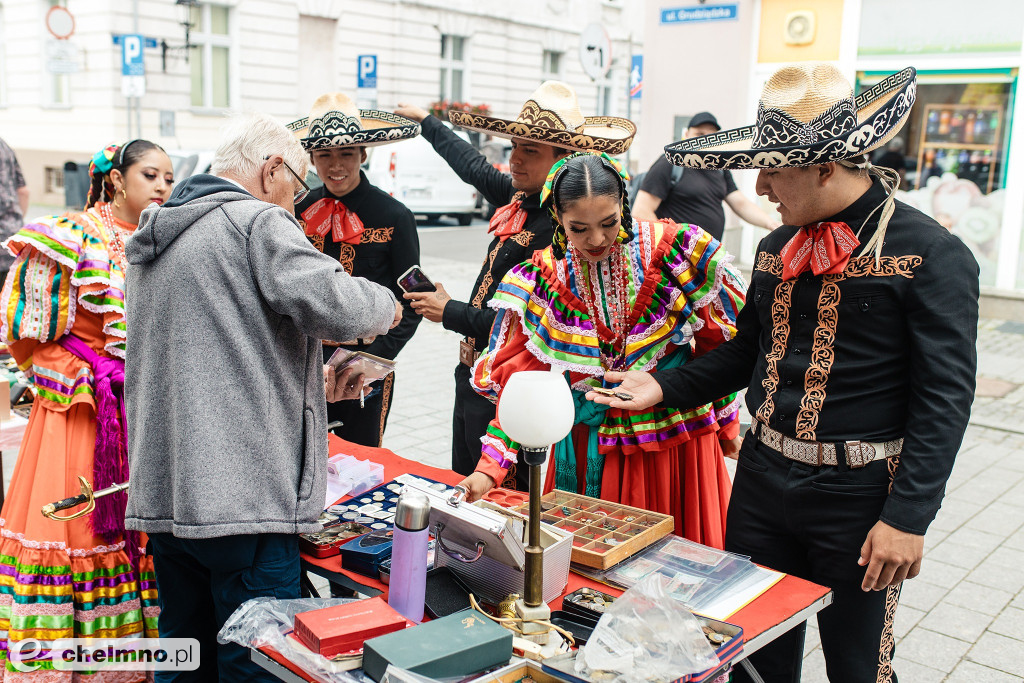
[217,596,366,683]
[575,573,720,683]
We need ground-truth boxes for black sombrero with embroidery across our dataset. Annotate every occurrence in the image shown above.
[448,81,636,155]
[664,64,917,169]
[288,93,421,150]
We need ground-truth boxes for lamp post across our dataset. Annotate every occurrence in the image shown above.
[161,0,199,72]
[497,370,574,644]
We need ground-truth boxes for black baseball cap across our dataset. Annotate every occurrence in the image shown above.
[688,112,721,131]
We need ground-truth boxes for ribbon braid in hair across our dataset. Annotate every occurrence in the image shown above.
[540,151,633,259]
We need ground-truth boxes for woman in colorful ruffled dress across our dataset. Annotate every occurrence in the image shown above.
[0,140,173,678]
[458,153,745,547]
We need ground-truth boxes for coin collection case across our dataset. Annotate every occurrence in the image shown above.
[508,491,674,569]
[304,476,454,571]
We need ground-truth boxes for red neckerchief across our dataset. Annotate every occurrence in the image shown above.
[488,191,527,241]
[301,198,364,244]
[780,221,860,281]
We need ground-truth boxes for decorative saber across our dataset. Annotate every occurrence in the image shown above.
[41,476,130,521]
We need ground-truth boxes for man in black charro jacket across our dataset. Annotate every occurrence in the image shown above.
[290,93,424,447]
[590,64,979,683]
[396,82,636,488]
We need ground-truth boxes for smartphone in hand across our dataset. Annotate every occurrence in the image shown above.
[397,265,436,293]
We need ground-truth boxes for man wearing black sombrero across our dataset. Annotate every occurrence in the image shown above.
[589,63,979,682]
[289,93,423,447]
[395,83,635,488]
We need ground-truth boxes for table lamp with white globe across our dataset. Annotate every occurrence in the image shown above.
[496,369,575,645]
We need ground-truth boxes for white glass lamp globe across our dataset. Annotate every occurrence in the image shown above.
[497,370,575,449]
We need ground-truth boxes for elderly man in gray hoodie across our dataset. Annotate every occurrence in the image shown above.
[123,112,400,681]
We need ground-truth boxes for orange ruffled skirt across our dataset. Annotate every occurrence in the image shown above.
[0,402,157,681]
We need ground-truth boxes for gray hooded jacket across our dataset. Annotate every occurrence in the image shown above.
[123,175,397,538]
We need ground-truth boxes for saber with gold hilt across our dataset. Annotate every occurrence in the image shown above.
[41,477,130,521]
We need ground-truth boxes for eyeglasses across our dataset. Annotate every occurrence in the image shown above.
[265,155,311,203]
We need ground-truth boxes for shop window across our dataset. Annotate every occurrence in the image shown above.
[440,35,467,102]
[189,3,232,109]
[864,73,1014,287]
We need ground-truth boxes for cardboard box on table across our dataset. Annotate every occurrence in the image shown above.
[362,610,513,682]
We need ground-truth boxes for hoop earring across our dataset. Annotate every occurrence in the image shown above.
[113,188,125,208]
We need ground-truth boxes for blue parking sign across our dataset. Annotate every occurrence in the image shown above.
[357,55,377,89]
[121,34,145,76]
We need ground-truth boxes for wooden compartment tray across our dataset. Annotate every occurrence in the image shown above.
[512,491,673,569]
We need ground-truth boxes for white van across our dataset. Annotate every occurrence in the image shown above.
[363,131,478,225]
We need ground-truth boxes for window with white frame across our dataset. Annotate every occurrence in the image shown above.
[189,3,231,109]
[46,0,69,107]
[439,34,467,102]
[542,50,562,81]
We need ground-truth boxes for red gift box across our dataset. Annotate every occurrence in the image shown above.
[294,597,410,658]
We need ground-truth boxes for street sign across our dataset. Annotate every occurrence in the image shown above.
[46,39,79,74]
[629,55,643,99]
[121,75,146,98]
[45,6,75,40]
[112,34,159,48]
[660,4,738,24]
[579,23,612,81]
[357,55,378,109]
[160,110,176,137]
[357,55,377,89]
[121,34,145,76]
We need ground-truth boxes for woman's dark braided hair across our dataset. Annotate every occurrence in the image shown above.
[86,139,166,210]
[547,153,634,259]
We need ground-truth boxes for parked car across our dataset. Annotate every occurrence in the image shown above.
[363,132,478,225]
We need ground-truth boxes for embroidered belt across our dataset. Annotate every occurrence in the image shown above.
[460,337,481,367]
[751,421,902,468]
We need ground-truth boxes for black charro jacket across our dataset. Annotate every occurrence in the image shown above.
[655,179,980,535]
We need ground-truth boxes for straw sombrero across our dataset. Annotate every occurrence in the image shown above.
[288,93,421,150]
[664,64,917,169]
[448,81,636,155]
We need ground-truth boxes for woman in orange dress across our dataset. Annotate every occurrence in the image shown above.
[0,140,174,679]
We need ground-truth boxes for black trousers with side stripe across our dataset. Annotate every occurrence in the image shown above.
[728,435,902,683]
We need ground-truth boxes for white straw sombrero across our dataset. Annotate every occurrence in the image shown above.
[664,64,917,169]
[288,93,421,150]
[448,81,636,155]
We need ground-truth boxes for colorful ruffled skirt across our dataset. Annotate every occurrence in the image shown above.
[0,402,157,681]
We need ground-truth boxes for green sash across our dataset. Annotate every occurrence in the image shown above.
[552,347,689,497]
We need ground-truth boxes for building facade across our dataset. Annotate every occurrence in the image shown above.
[642,0,1024,301]
[0,0,643,205]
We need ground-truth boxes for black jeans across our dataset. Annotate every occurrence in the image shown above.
[452,363,529,490]
[728,436,901,683]
[326,371,395,447]
[148,533,301,682]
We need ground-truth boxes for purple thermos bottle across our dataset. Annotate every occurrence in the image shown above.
[388,489,431,622]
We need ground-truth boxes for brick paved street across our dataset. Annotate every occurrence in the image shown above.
[383,226,1024,681]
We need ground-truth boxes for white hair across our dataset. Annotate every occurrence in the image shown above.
[210,112,308,181]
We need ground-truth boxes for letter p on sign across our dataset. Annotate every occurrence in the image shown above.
[122,34,145,76]
[357,55,377,89]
